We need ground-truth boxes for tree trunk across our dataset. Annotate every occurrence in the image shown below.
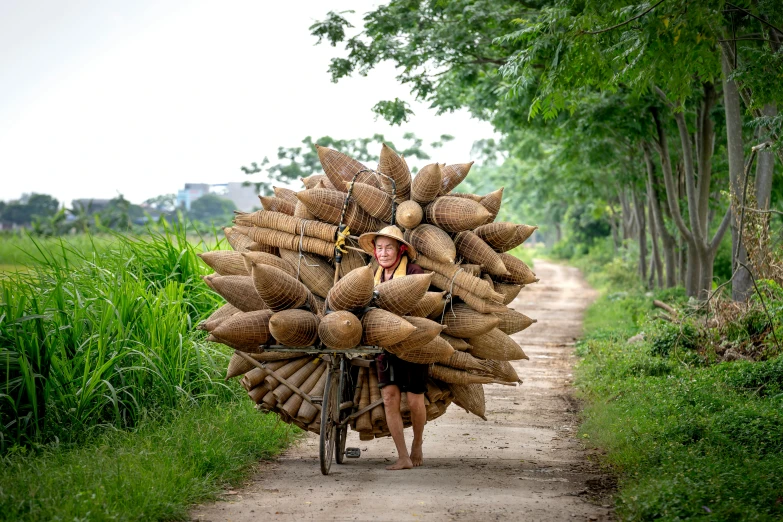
[647,184,663,288]
[632,188,647,282]
[755,104,777,212]
[643,141,677,287]
[678,236,687,287]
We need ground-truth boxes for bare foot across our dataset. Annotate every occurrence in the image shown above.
[410,444,423,467]
[386,457,413,470]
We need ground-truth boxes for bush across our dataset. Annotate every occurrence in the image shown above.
[647,320,700,358]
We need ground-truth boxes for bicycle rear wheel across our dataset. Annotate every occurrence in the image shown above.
[319,362,339,475]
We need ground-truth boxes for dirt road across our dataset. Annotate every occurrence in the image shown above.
[191,260,613,521]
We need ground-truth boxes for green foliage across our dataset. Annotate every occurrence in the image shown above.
[188,193,235,223]
[1,194,60,226]
[647,320,700,357]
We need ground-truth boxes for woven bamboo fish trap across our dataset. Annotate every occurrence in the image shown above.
[427,294,449,321]
[442,303,500,338]
[198,251,248,276]
[318,310,362,349]
[281,361,326,418]
[338,248,369,276]
[269,309,320,346]
[427,272,506,314]
[442,350,489,373]
[411,163,443,205]
[316,145,380,190]
[278,249,334,299]
[296,370,327,424]
[241,251,296,278]
[224,226,271,253]
[301,174,333,190]
[198,302,241,331]
[225,352,265,379]
[424,196,491,233]
[361,308,416,346]
[461,264,481,277]
[201,273,217,289]
[468,328,528,361]
[310,294,326,316]
[346,182,394,222]
[368,370,385,427]
[344,202,387,235]
[408,291,448,318]
[495,253,538,285]
[454,231,510,276]
[273,357,321,405]
[473,222,518,251]
[251,264,312,311]
[211,309,275,350]
[415,255,502,301]
[377,143,411,201]
[389,334,454,364]
[449,383,487,420]
[479,188,503,224]
[326,266,374,311]
[495,308,537,335]
[259,196,296,216]
[373,273,433,315]
[273,186,299,205]
[481,359,521,384]
[494,282,523,305]
[264,357,312,390]
[355,368,372,432]
[446,192,483,202]
[296,188,345,223]
[404,224,456,264]
[429,365,493,385]
[440,333,470,351]
[208,275,267,312]
[439,162,473,195]
[396,200,422,230]
[502,224,538,251]
[234,226,335,258]
[236,210,338,243]
[293,200,315,220]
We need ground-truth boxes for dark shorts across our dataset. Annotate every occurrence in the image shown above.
[376,351,428,395]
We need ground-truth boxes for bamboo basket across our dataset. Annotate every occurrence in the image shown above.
[428,273,507,314]
[479,188,503,224]
[373,273,433,315]
[416,255,503,301]
[494,282,523,305]
[446,192,483,202]
[294,200,315,220]
[440,333,470,351]
[495,253,538,285]
[426,380,446,402]
[461,264,481,277]
[296,370,327,424]
[408,291,448,318]
[318,311,362,349]
[382,316,444,350]
[404,224,456,264]
[429,365,494,385]
[264,357,313,391]
[207,275,267,312]
[368,369,385,427]
[326,266,374,311]
[241,360,286,389]
[347,182,394,222]
[344,201,387,235]
[234,225,335,258]
[198,251,248,276]
[301,174,332,190]
[439,162,473,195]
[251,264,312,311]
[338,248,368,277]
[361,308,417,346]
[442,350,489,373]
[495,308,537,335]
[377,143,411,201]
[481,359,521,383]
[296,188,345,223]
[441,303,500,338]
[236,210,338,243]
[454,231,509,276]
[273,357,321,405]
[281,361,326,418]
[501,224,538,251]
[355,367,372,432]
[224,226,271,253]
[241,251,297,278]
[278,249,334,299]
[259,196,296,216]
[468,328,529,361]
[274,186,299,206]
[269,309,320,346]
[473,222,518,251]
[449,383,487,420]
[211,310,275,350]
[389,335,454,365]
[316,145,380,191]
[396,200,423,230]
[424,197,491,233]
[226,352,258,379]
[199,303,241,331]
[410,163,442,205]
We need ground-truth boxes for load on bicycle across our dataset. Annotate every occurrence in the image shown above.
[197,143,538,474]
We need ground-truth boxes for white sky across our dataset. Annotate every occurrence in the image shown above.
[0,0,496,206]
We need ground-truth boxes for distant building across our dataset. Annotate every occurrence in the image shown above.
[71,199,112,212]
[176,184,210,211]
[176,182,258,212]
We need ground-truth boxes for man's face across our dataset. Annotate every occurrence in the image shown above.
[375,236,400,269]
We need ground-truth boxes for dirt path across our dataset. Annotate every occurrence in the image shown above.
[191,260,613,521]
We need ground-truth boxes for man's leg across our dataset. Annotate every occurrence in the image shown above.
[381,385,413,470]
[407,392,426,467]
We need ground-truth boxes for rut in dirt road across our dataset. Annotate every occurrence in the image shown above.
[191,260,614,522]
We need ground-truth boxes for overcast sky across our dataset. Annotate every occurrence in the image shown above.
[0,1,496,206]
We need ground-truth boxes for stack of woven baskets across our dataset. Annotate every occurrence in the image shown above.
[197,143,538,438]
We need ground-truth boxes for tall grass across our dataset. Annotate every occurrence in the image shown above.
[0,224,232,451]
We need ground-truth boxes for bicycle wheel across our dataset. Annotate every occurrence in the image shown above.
[335,358,349,464]
[319,362,339,475]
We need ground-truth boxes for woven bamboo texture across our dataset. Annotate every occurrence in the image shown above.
[382,315,444,352]
[234,225,335,258]
[259,196,296,216]
[449,383,487,420]
[479,188,503,224]
[396,200,423,230]
[226,352,257,379]
[273,186,299,205]
[344,201,386,235]
[373,273,433,315]
[208,275,267,312]
[446,192,483,202]
[481,359,521,383]
[269,309,320,346]
[495,253,538,285]
[407,291,448,318]
[429,365,494,385]
[338,248,368,276]
[416,255,503,301]
[473,222,518,251]
[442,303,500,338]
[442,350,488,373]
[494,282,523,304]
[237,210,338,242]
[296,370,327,424]
[369,369,385,427]
[212,310,275,350]
[242,251,297,278]
[199,303,241,331]
[295,189,345,223]
[439,162,474,195]
[428,272,506,314]
[355,367,372,432]
[309,294,325,316]
[278,249,334,298]
[461,264,481,277]
[199,251,248,276]
[281,361,326,418]
[273,357,321,404]
[454,231,509,276]
[389,334,454,364]
[318,310,362,349]
[293,200,315,220]
[440,333,470,351]
[468,328,528,361]
[501,224,538,251]
[326,266,374,311]
[348,182,394,222]
[316,145,380,191]
[301,174,332,190]
[377,143,411,201]
[264,357,312,390]
[404,224,456,264]
[495,308,537,335]
[361,308,416,346]
[224,227,266,253]
[251,264,312,311]
[411,163,442,205]
[424,196,491,232]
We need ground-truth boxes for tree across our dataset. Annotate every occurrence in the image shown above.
[1,193,60,226]
[188,194,235,223]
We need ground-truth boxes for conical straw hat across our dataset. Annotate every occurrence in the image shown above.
[449,383,486,420]
[440,333,470,351]
[318,310,362,349]
[429,365,493,384]
[273,186,299,205]
[424,197,490,233]
[390,335,454,364]
[377,143,411,201]
[439,162,474,195]
[373,273,433,315]
[404,224,455,264]
[473,222,518,251]
[361,308,417,346]
[259,195,296,216]
[408,291,448,318]
[494,282,523,305]
[396,200,423,230]
[347,182,394,222]
[468,328,529,361]
[278,249,334,299]
[250,264,312,312]
[357,225,418,260]
[212,309,275,350]
[198,303,241,331]
[199,251,248,276]
[479,188,503,224]
[325,266,374,311]
[441,303,500,338]
[411,163,443,205]
[383,316,444,351]
[269,309,320,347]
[241,252,296,278]
[454,231,510,276]
[495,253,538,285]
[495,308,537,335]
[208,275,267,312]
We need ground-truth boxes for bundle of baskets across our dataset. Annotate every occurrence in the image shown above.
[198,143,538,440]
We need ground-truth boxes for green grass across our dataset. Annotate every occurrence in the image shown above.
[0,400,298,522]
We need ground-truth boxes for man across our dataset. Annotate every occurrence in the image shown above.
[358,225,427,470]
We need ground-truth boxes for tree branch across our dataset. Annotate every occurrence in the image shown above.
[725,2,783,37]
[583,0,667,35]
[709,205,732,255]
